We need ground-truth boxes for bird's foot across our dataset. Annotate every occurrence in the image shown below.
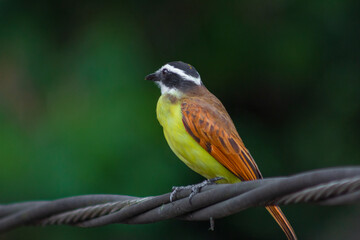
[170,177,223,203]
[209,217,215,231]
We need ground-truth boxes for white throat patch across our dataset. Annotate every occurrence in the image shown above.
[158,64,202,86]
[156,81,181,95]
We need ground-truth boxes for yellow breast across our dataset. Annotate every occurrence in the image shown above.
[156,94,239,183]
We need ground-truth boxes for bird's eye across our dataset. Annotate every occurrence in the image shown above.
[162,69,169,75]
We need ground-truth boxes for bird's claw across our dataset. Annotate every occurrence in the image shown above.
[170,177,223,203]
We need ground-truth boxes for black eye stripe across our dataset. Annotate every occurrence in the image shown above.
[162,69,169,74]
[162,72,197,91]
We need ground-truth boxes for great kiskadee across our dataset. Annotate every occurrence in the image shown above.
[146,61,297,240]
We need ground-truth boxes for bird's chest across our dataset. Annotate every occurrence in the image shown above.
[156,95,202,167]
[156,94,235,181]
[156,95,182,130]
[156,95,192,157]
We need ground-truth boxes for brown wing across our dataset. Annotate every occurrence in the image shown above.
[181,91,262,181]
[181,88,297,240]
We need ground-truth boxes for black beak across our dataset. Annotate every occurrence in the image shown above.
[145,73,159,81]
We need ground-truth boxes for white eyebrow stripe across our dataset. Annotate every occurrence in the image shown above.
[158,64,202,85]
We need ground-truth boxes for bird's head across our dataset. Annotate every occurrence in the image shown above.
[145,61,202,95]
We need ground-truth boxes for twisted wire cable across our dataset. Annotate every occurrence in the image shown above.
[0,167,359,233]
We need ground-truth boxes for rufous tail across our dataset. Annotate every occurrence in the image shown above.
[266,205,297,240]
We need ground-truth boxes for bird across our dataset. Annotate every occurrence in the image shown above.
[145,61,297,240]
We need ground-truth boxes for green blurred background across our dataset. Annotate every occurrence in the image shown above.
[0,0,359,239]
